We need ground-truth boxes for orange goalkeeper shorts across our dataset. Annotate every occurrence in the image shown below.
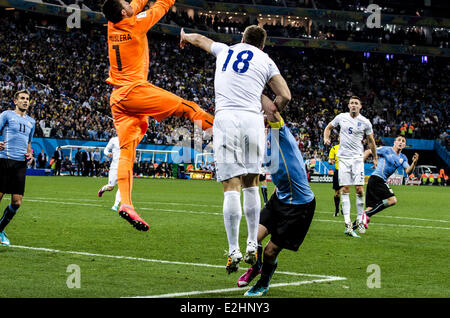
[110,82,214,146]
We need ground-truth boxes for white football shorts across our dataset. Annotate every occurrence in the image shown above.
[213,110,265,182]
[338,157,365,186]
[108,163,118,187]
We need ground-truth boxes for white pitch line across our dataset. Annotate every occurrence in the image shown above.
[27,196,220,208]
[372,215,450,223]
[128,276,346,298]
[19,198,450,230]
[10,244,345,298]
[314,219,450,230]
[9,245,342,280]
[24,196,450,224]
[24,199,222,217]
[25,199,104,207]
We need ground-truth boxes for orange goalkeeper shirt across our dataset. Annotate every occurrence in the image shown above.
[106,0,175,87]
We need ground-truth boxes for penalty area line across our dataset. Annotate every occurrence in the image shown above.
[124,276,347,298]
[8,245,346,298]
[9,244,345,281]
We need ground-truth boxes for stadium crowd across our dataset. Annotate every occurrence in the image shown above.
[40,0,448,18]
[42,0,311,11]
[166,10,449,48]
[0,10,449,163]
[35,0,450,48]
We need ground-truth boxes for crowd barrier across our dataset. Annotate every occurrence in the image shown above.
[30,138,202,164]
[27,138,448,182]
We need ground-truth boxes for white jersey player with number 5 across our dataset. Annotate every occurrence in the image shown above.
[180,25,291,274]
[323,96,378,237]
[97,135,121,211]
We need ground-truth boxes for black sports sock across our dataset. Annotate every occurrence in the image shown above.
[261,187,268,204]
[259,259,277,287]
[334,195,340,213]
[253,244,263,270]
[366,200,389,217]
[0,205,18,232]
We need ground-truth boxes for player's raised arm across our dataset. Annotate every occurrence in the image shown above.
[179,28,214,54]
[366,133,378,168]
[404,153,419,175]
[130,0,149,15]
[267,74,291,112]
[136,0,175,32]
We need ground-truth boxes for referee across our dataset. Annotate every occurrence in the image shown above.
[328,139,342,217]
[0,90,35,246]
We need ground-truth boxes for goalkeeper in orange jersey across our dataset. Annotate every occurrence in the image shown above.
[102,0,214,231]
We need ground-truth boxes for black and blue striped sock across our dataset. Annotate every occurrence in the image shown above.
[254,244,263,270]
[261,186,268,204]
[366,199,389,217]
[259,258,277,287]
[0,204,18,232]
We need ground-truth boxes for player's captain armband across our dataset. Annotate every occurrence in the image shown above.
[268,117,284,129]
[136,11,147,19]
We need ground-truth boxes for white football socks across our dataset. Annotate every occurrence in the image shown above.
[242,186,261,248]
[341,192,351,225]
[223,191,242,253]
[356,194,365,223]
[114,189,121,207]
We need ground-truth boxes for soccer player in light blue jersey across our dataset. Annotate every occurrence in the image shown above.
[358,135,419,230]
[238,96,316,297]
[0,90,35,246]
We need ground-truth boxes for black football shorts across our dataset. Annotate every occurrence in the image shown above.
[366,175,395,208]
[0,158,27,195]
[260,194,315,251]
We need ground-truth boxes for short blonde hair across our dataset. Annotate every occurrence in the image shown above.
[14,89,30,100]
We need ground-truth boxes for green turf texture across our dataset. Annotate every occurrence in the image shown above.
[0,176,448,298]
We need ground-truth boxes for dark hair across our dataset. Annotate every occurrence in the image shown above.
[395,135,406,141]
[14,89,30,100]
[102,0,124,24]
[242,25,267,49]
[349,95,361,102]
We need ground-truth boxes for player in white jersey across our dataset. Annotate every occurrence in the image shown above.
[180,25,291,273]
[97,136,121,211]
[323,96,378,237]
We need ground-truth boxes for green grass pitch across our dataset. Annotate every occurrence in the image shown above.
[0,176,448,298]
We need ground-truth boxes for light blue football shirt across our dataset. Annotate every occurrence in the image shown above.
[265,121,315,205]
[0,110,35,162]
[372,146,410,181]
